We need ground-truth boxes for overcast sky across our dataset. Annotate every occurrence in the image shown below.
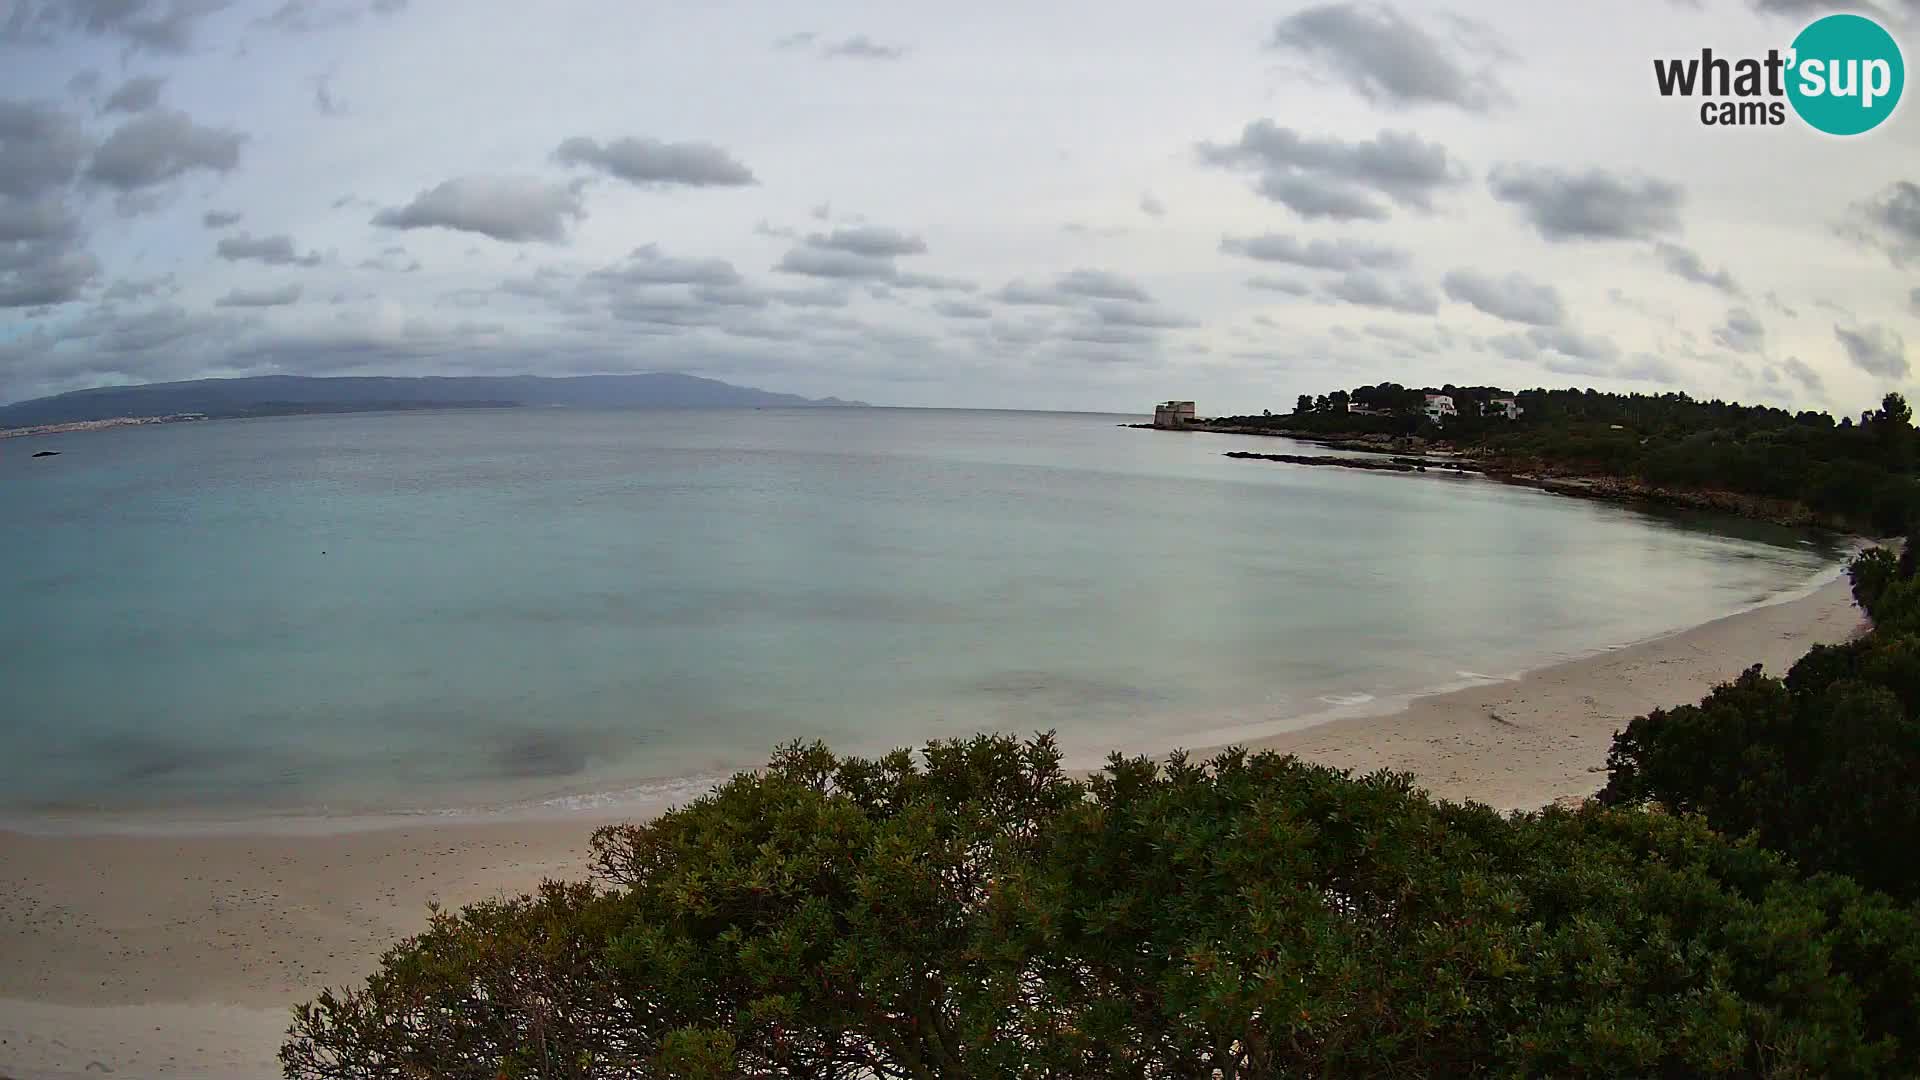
[1,0,1917,412]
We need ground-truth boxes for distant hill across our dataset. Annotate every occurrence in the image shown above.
[0,373,866,428]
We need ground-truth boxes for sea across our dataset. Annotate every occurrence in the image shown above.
[0,407,1849,825]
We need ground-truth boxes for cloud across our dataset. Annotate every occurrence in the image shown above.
[1087,299,1194,328]
[933,299,992,319]
[0,195,98,307]
[259,0,360,32]
[1323,270,1438,314]
[102,273,175,302]
[1056,268,1150,301]
[552,136,756,188]
[772,224,962,287]
[1836,323,1909,379]
[1247,275,1313,295]
[1197,122,1463,220]
[821,34,906,59]
[3,0,232,54]
[372,176,584,243]
[1268,2,1508,112]
[216,232,321,266]
[1488,165,1684,241]
[1441,268,1564,325]
[587,244,741,288]
[1843,181,1920,267]
[84,109,245,193]
[1139,192,1165,218]
[1219,232,1409,273]
[101,75,166,114]
[1764,291,1799,318]
[777,247,901,280]
[1712,307,1766,353]
[1911,287,1920,316]
[0,99,94,199]
[1781,356,1825,396]
[215,283,303,307]
[1652,241,1741,294]
[357,246,419,272]
[805,225,926,257]
[774,30,907,59]
[311,71,346,116]
[202,208,241,228]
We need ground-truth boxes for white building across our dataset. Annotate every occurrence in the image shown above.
[1422,394,1457,424]
[1481,396,1523,420]
[1153,400,1196,429]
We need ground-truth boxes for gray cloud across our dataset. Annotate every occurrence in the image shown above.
[1492,326,1662,380]
[588,244,742,289]
[1220,232,1409,272]
[202,208,241,228]
[1089,299,1194,328]
[1441,268,1564,325]
[1781,356,1825,396]
[1323,270,1439,314]
[372,176,584,243]
[102,74,166,114]
[1247,275,1313,295]
[552,136,756,188]
[1056,268,1150,301]
[1139,192,1165,218]
[3,0,232,54]
[777,247,900,280]
[821,34,906,59]
[1836,323,1909,379]
[260,1,358,32]
[215,232,321,266]
[805,225,926,257]
[84,109,245,193]
[1911,287,1920,316]
[933,299,992,319]
[1712,307,1765,353]
[1269,2,1508,112]
[0,99,93,199]
[1653,241,1741,294]
[215,282,303,307]
[357,246,419,273]
[0,195,98,307]
[1198,122,1463,220]
[102,273,175,302]
[1844,181,1920,267]
[1489,165,1684,241]
[1764,290,1799,318]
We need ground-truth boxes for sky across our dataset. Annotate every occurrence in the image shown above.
[1,0,1917,413]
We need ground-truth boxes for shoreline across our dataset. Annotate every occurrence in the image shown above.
[0,573,1867,1078]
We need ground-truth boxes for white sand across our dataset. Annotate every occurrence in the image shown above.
[0,575,1864,1079]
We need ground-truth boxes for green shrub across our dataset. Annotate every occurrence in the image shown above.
[286,736,1920,1078]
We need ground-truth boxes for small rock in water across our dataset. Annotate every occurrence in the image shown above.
[32,450,60,457]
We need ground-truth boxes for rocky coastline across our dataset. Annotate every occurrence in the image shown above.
[1131,421,1852,532]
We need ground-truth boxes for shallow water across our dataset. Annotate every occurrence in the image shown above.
[0,407,1845,819]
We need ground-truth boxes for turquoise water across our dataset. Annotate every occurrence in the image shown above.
[0,408,1845,820]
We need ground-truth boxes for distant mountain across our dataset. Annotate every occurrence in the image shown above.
[0,373,867,428]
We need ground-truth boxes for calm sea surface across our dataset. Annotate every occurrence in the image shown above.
[0,407,1846,821]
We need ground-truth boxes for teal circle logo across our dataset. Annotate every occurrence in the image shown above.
[1787,14,1904,135]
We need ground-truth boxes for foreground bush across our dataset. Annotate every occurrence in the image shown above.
[284,735,1920,1078]
[1601,546,1920,899]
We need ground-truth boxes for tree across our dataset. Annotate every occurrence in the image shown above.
[1601,546,1920,899]
[288,736,1920,1078]
[1295,394,1313,415]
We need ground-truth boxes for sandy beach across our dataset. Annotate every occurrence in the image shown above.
[0,575,1866,1080]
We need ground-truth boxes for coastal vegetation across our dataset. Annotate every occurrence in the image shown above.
[1211,386,1920,534]
[1601,541,1920,901]
[288,728,1920,1076]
